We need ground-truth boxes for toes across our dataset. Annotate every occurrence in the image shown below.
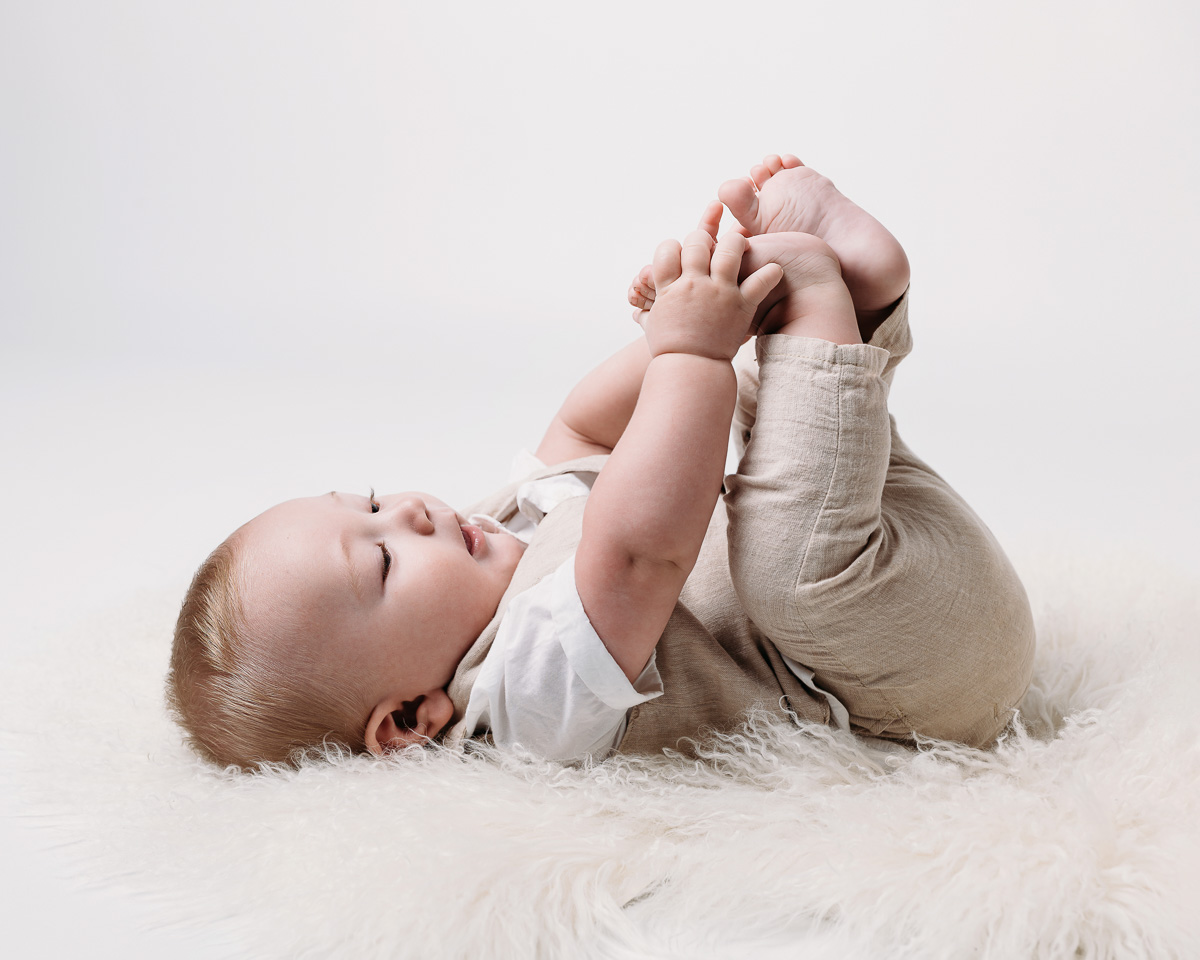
[628,264,656,310]
[781,153,803,169]
[762,154,783,175]
[749,164,771,190]
[718,177,762,235]
[628,287,654,311]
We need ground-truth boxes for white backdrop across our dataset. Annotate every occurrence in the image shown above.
[2,1,1198,956]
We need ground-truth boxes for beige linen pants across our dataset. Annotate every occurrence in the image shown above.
[725,297,1035,747]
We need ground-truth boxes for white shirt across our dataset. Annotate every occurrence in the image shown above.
[460,453,851,762]
[460,457,663,761]
[462,555,664,760]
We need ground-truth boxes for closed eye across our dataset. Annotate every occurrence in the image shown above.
[367,488,390,584]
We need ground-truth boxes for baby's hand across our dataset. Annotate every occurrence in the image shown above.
[639,229,782,362]
[629,200,729,324]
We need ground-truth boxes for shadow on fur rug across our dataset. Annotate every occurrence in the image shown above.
[4,548,1199,959]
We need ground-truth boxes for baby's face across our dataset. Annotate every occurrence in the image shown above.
[236,490,526,708]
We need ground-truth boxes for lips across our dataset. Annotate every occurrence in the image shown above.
[461,524,482,557]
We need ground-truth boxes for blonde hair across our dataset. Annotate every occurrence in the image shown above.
[166,534,371,771]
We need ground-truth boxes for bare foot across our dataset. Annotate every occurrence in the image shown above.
[718,154,909,337]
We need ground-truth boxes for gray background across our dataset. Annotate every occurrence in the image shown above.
[3,1,1197,955]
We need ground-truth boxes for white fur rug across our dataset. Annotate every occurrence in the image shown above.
[4,546,1199,959]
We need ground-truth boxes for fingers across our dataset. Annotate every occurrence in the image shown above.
[709,231,747,284]
[652,238,683,291]
[696,200,723,240]
[679,228,715,275]
[738,262,784,309]
[650,228,753,288]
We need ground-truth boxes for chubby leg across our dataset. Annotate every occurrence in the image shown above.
[631,157,1033,744]
[725,298,1035,747]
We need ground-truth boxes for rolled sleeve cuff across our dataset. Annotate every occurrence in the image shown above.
[755,332,891,374]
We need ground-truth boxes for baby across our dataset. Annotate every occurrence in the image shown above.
[168,154,1036,770]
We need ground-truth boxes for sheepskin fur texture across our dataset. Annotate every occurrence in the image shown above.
[3,547,1199,959]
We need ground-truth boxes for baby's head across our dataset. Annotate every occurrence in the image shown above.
[167,491,525,770]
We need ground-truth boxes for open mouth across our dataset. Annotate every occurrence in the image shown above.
[461,525,481,556]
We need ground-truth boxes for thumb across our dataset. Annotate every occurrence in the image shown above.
[738,262,784,308]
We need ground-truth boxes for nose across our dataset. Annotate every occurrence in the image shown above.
[389,495,435,535]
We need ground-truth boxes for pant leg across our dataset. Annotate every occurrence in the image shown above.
[725,300,1035,748]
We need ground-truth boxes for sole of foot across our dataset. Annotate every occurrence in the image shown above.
[718,154,909,334]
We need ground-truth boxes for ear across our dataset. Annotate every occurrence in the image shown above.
[364,688,455,755]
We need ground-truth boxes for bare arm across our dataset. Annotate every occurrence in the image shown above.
[576,354,735,680]
[534,337,652,465]
[575,230,782,681]
[535,201,730,467]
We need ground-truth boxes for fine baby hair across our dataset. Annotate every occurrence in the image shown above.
[166,533,369,769]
